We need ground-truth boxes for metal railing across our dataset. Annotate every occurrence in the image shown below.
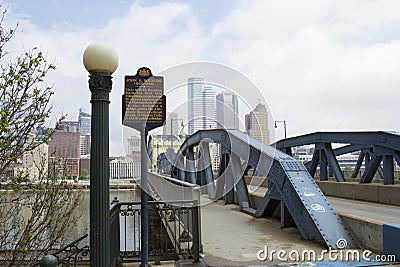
[34,172,202,266]
[147,172,200,203]
[110,200,122,266]
[109,200,201,263]
[31,234,89,267]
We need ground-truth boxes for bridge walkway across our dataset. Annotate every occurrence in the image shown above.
[200,193,399,267]
[200,194,332,266]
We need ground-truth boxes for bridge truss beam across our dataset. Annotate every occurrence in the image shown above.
[276,131,400,185]
[171,129,354,249]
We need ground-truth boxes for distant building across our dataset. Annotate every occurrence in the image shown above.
[203,85,216,130]
[80,134,91,156]
[110,158,141,179]
[14,135,48,180]
[49,125,80,179]
[58,120,79,133]
[245,103,270,145]
[216,91,239,130]
[187,77,217,135]
[127,135,141,162]
[150,132,187,172]
[78,108,91,136]
[293,145,364,170]
[49,132,80,159]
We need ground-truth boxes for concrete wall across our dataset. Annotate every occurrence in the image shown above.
[238,187,386,253]
[245,176,400,206]
[316,181,400,206]
[245,191,383,254]
[237,176,399,253]
[339,213,383,253]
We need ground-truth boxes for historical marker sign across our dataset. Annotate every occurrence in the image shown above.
[122,67,166,131]
[121,67,166,265]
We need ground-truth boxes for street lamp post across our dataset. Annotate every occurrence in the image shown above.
[274,120,287,139]
[83,42,118,267]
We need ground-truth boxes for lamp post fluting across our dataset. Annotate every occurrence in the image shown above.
[83,42,118,267]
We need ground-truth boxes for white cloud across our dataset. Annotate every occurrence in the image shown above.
[211,0,400,140]
[6,1,208,155]
[5,0,400,151]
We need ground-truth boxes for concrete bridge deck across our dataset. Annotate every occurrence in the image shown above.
[200,195,326,266]
[200,192,400,266]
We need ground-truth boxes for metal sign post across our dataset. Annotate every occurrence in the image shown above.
[122,67,166,266]
[139,122,148,265]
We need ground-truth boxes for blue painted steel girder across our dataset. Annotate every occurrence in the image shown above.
[175,129,354,249]
[198,142,216,196]
[276,131,400,184]
[186,147,196,184]
[275,131,400,151]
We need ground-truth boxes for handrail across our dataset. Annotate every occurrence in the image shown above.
[31,234,89,267]
[52,234,88,256]
[161,175,198,187]
[147,172,200,205]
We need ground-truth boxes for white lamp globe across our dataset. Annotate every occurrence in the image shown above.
[83,42,119,74]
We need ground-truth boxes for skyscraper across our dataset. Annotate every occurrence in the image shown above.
[245,103,270,144]
[188,77,205,135]
[187,78,216,135]
[78,108,91,136]
[216,92,239,130]
[203,85,216,130]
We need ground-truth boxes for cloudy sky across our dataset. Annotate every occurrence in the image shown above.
[4,0,400,156]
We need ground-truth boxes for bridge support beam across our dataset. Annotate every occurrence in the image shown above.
[392,151,400,167]
[177,156,185,181]
[319,147,328,180]
[378,166,384,179]
[306,149,319,177]
[199,142,215,197]
[214,152,229,200]
[224,156,235,205]
[361,154,382,183]
[365,151,371,171]
[186,147,196,184]
[352,152,364,178]
[383,155,394,185]
[231,154,251,209]
[281,201,296,228]
[197,165,207,194]
[322,143,346,182]
[255,182,280,218]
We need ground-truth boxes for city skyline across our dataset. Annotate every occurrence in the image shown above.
[4,0,400,155]
[245,103,271,145]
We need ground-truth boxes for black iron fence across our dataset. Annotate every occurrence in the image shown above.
[32,199,200,266]
[30,234,89,267]
[110,199,201,264]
